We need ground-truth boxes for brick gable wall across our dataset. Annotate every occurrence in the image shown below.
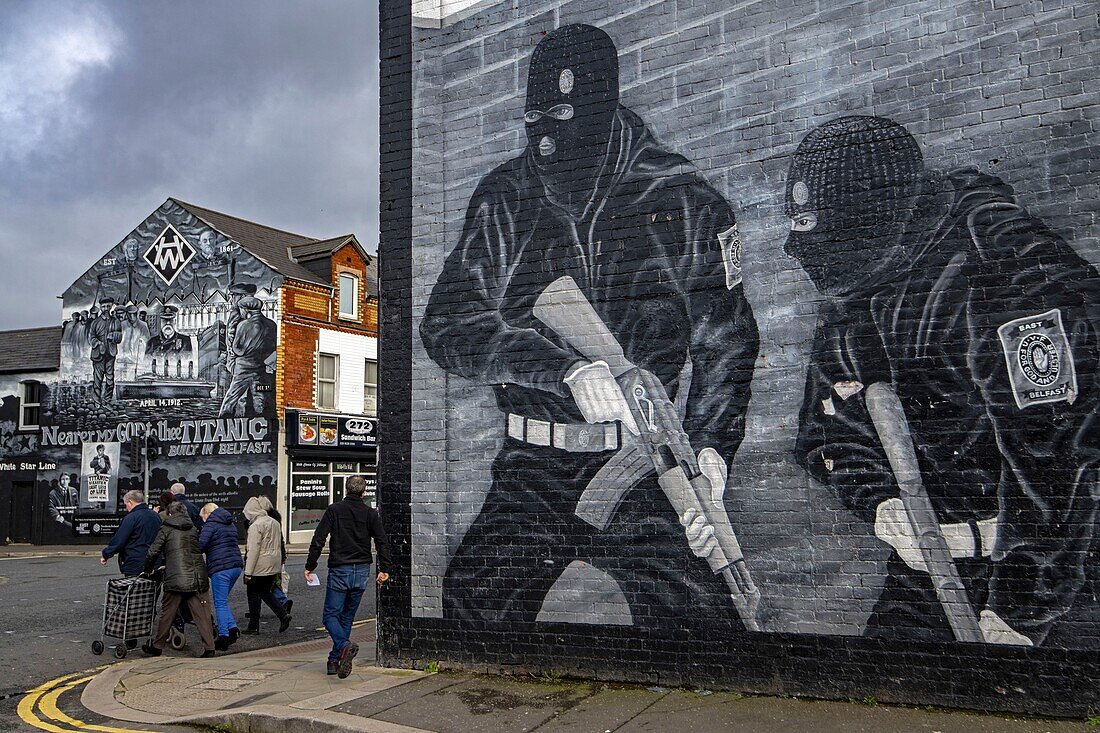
[277,244,377,415]
[380,0,1100,717]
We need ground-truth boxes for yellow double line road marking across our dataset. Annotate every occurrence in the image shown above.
[17,667,161,733]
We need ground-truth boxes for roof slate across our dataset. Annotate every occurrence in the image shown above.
[364,253,379,298]
[171,199,331,286]
[289,235,356,262]
[0,326,62,373]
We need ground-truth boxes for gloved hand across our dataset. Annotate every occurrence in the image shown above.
[679,448,728,559]
[979,610,1032,646]
[874,498,997,572]
[680,507,718,558]
[564,361,640,436]
[696,447,727,507]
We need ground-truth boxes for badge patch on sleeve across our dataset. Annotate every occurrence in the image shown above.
[717,223,743,289]
[997,308,1077,409]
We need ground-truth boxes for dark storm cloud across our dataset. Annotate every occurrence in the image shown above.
[0,0,379,328]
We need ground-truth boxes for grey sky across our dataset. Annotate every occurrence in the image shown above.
[0,0,379,329]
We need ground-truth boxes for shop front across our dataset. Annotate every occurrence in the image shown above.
[285,410,377,542]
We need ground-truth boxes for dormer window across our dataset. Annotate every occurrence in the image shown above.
[338,273,359,319]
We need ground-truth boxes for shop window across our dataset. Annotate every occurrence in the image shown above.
[317,353,339,410]
[364,359,378,415]
[338,273,358,319]
[289,459,378,533]
[19,380,43,430]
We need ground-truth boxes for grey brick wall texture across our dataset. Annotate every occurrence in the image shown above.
[396,0,1100,708]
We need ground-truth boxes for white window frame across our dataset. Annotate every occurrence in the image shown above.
[338,273,359,320]
[363,359,378,416]
[316,353,340,410]
[18,380,42,430]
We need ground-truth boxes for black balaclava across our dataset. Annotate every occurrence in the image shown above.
[783,116,924,296]
[525,24,619,209]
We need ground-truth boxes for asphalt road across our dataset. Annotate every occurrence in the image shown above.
[0,551,373,732]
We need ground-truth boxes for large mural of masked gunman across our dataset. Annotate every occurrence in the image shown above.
[420,24,760,630]
[789,116,1100,647]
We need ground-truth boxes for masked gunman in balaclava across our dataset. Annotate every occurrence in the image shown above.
[421,24,759,629]
[788,116,1100,648]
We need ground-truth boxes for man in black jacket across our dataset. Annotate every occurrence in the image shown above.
[304,476,392,678]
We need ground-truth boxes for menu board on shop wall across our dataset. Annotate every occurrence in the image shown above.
[319,415,339,447]
[297,414,319,445]
[286,410,377,449]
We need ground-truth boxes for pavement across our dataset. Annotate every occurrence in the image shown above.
[77,622,422,732]
[8,547,1098,732]
[68,621,1097,733]
[0,548,365,732]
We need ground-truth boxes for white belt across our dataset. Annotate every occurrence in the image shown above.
[506,413,619,452]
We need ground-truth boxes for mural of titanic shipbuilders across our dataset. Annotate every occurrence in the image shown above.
[57,211,278,417]
[42,199,283,533]
[420,24,761,630]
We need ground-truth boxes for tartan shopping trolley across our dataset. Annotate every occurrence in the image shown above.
[91,576,162,659]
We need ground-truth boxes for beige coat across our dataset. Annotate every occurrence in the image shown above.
[243,497,282,577]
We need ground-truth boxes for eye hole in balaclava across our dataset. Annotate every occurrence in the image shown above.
[525,24,619,190]
[524,105,575,124]
[783,116,924,296]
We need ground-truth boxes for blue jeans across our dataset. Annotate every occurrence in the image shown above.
[273,585,289,606]
[323,564,369,661]
[210,568,242,637]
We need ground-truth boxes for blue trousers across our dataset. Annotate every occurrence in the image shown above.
[210,568,242,637]
[323,564,369,662]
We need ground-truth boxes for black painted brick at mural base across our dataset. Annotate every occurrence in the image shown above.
[378,617,1100,718]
